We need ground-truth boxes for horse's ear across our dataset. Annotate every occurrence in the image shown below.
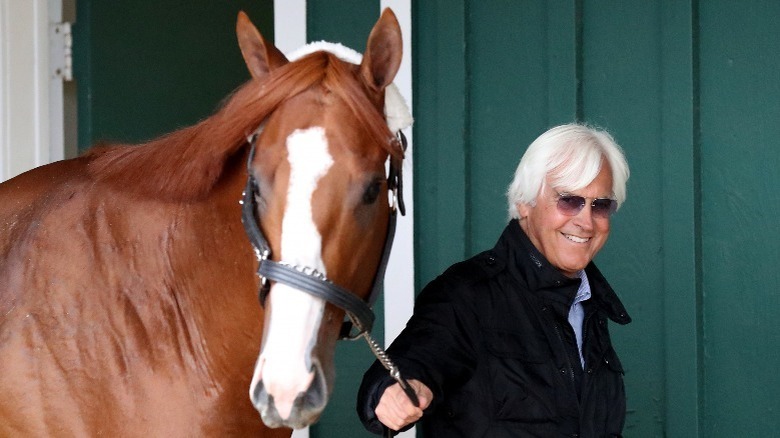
[236,11,288,80]
[360,8,403,91]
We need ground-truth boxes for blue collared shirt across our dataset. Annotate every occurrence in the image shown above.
[568,269,592,368]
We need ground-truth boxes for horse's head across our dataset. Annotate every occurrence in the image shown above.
[234,9,406,429]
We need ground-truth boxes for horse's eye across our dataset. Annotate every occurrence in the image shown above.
[362,179,382,205]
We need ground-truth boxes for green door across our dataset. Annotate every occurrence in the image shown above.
[74,0,273,150]
[415,1,780,436]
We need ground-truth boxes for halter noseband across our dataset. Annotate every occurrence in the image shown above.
[240,131,407,339]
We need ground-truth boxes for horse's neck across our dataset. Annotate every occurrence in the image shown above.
[162,144,261,353]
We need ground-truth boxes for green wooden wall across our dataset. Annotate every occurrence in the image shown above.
[699,1,780,435]
[414,0,780,437]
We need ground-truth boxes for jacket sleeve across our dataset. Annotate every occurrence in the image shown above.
[356,268,480,434]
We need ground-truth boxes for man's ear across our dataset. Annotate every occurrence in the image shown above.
[517,202,532,219]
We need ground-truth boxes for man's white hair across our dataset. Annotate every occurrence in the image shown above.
[506,123,630,219]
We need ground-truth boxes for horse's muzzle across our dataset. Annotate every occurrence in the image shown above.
[250,360,329,429]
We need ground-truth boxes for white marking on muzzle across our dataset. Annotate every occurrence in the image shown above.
[250,127,333,421]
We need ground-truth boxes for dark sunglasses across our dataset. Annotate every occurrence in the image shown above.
[556,192,617,218]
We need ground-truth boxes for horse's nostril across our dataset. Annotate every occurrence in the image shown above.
[301,361,327,410]
[250,379,266,410]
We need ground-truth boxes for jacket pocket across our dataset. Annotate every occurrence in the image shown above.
[481,329,555,421]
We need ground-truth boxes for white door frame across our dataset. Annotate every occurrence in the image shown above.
[0,0,72,182]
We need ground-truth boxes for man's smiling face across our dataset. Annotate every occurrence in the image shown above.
[517,163,614,278]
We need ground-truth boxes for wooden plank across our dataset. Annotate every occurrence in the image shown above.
[413,0,469,289]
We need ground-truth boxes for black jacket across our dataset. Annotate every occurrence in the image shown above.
[357,220,631,437]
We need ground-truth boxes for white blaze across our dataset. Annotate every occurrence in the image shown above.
[250,127,333,420]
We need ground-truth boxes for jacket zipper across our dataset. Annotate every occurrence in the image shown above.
[552,321,576,390]
[580,311,595,403]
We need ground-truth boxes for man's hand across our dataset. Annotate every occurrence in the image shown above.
[375,379,433,431]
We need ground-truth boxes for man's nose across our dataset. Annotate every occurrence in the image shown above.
[572,203,595,230]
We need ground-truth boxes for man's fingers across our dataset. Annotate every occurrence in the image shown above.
[375,383,425,430]
[409,379,433,409]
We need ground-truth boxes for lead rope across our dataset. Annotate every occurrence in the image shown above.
[361,332,420,405]
[350,325,418,437]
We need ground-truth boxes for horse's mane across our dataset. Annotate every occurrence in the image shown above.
[86,51,402,201]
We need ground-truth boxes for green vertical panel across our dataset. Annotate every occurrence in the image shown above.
[545,1,579,125]
[580,1,665,436]
[468,0,553,253]
[467,1,579,255]
[413,0,469,289]
[306,3,382,437]
[699,1,780,435]
[73,0,273,152]
[660,1,701,436]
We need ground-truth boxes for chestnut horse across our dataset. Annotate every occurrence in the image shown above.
[0,9,408,436]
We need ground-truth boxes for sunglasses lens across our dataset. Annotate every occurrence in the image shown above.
[557,195,585,216]
[557,194,617,218]
[592,199,618,218]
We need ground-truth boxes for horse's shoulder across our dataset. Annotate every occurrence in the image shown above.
[2,156,96,208]
[0,156,97,257]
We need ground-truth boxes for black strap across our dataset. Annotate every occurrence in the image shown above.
[240,137,270,258]
[258,260,375,333]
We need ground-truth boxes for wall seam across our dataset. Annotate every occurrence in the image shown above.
[463,0,473,255]
[691,0,704,434]
[574,0,584,122]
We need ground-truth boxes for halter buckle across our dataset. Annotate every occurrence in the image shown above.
[389,187,399,213]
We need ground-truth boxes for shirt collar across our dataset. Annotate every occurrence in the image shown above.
[573,269,592,306]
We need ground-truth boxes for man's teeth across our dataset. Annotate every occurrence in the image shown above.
[564,233,590,243]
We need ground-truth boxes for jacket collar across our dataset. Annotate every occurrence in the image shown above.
[496,220,631,325]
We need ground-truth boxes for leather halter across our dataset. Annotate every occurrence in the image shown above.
[240,131,407,339]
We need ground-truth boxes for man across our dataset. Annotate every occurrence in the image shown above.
[357,123,631,437]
